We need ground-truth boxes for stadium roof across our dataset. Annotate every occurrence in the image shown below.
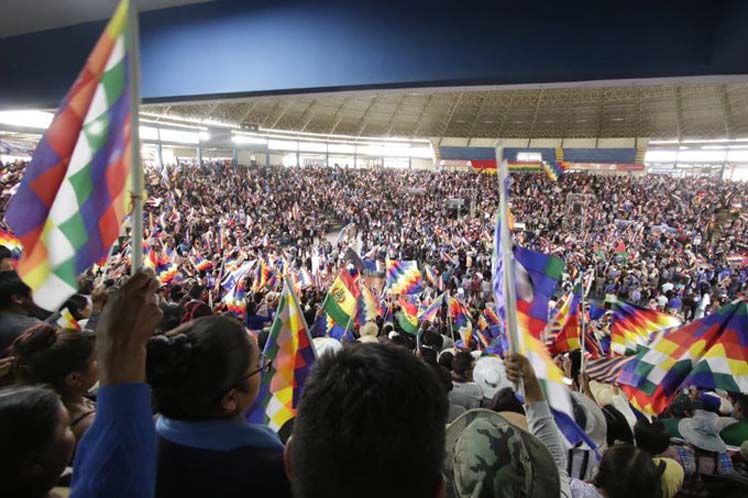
[0,0,211,38]
[142,81,748,140]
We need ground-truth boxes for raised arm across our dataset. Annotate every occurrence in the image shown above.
[70,270,163,498]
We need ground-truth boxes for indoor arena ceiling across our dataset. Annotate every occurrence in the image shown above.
[142,82,748,140]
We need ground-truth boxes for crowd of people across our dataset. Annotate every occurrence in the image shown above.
[0,158,747,497]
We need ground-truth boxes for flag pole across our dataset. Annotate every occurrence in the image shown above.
[495,142,521,354]
[578,270,595,385]
[127,0,144,273]
[447,292,456,348]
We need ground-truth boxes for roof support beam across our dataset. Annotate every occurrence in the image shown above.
[440,92,464,137]
[295,99,317,132]
[355,96,379,136]
[385,95,408,135]
[466,93,489,139]
[268,101,294,129]
[412,94,435,137]
[674,87,684,140]
[719,85,733,138]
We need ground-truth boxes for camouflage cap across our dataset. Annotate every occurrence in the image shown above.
[445,409,560,498]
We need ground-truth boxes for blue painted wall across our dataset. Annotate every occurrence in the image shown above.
[1,0,746,108]
[441,146,636,163]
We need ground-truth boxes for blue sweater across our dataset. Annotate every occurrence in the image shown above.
[70,384,157,498]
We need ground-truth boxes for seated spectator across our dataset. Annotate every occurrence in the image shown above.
[287,343,449,498]
[634,420,685,498]
[146,315,290,498]
[661,409,734,497]
[567,391,608,481]
[471,356,511,408]
[12,324,97,445]
[721,393,748,446]
[61,294,92,329]
[490,353,664,498]
[0,385,76,498]
[0,270,42,353]
[450,351,483,410]
[179,285,212,324]
[0,245,15,271]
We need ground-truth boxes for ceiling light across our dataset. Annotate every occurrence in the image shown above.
[611,117,624,121]
[511,121,523,124]
[543,120,554,123]
[483,120,495,124]
[0,110,54,129]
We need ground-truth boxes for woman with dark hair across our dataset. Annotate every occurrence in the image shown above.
[12,324,97,444]
[61,294,91,324]
[0,386,76,498]
[590,445,665,498]
[146,315,291,498]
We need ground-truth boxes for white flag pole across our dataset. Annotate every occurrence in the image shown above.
[127,0,144,273]
[495,142,521,355]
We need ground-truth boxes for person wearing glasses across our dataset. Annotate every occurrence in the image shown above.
[145,315,290,498]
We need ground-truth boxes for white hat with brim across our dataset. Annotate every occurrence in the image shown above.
[570,391,608,450]
[472,356,511,399]
[678,410,728,453]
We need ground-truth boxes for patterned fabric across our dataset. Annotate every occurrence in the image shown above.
[619,301,748,417]
[6,0,132,310]
[449,295,474,347]
[419,292,445,323]
[585,356,635,384]
[542,160,567,182]
[356,281,383,326]
[397,295,419,335]
[57,307,82,331]
[222,277,248,319]
[321,269,359,329]
[0,229,23,260]
[246,281,316,431]
[384,259,423,295]
[610,300,681,356]
[548,284,582,354]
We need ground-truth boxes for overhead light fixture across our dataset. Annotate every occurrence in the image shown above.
[543,120,554,123]
[611,117,624,122]
[511,120,523,124]
[0,110,54,129]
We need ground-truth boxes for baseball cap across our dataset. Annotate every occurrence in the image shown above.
[445,409,560,498]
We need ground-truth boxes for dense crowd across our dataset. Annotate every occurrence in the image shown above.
[0,159,747,498]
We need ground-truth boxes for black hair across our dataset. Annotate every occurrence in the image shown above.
[733,392,748,416]
[488,387,526,415]
[602,405,634,446]
[0,245,12,261]
[451,351,474,377]
[62,294,88,322]
[188,285,205,300]
[634,419,671,456]
[146,315,251,420]
[0,270,30,309]
[593,445,662,498]
[12,324,95,389]
[438,351,454,371]
[0,386,63,496]
[291,343,449,498]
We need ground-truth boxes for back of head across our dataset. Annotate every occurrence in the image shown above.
[62,294,88,321]
[593,445,662,498]
[452,351,474,378]
[12,324,95,389]
[146,315,250,420]
[291,343,449,498]
[0,270,30,310]
[0,386,73,497]
[634,419,671,456]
